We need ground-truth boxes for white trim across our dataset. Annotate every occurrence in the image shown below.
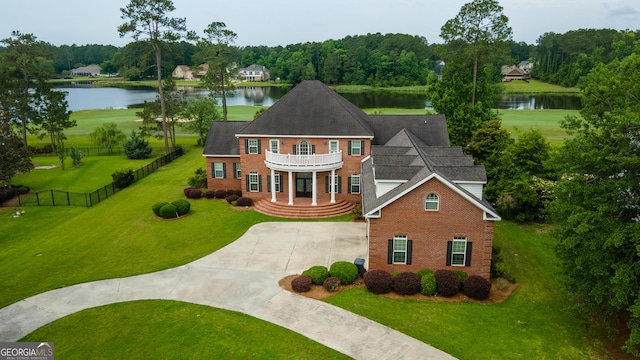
[329,140,339,154]
[366,209,381,218]
[451,237,467,266]
[392,235,408,264]
[237,134,374,139]
[365,173,501,220]
[269,139,280,154]
[453,180,486,185]
[203,154,240,158]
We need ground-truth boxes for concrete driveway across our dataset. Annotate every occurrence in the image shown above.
[0,222,455,360]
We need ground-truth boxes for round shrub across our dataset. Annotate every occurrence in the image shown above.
[463,275,492,300]
[232,190,242,197]
[152,201,169,216]
[302,266,330,285]
[392,272,421,295]
[291,275,312,293]
[363,270,393,294]
[454,270,468,283]
[435,269,461,297]
[172,199,191,216]
[329,261,359,285]
[236,197,252,206]
[112,168,135,189]
[158,203,179,219]
[214,189,227,199]
[225,194,239,204]
[323,277,341,292]
[420,272,437,296]
[183,188,192,197]
[416,269,434,280]
[187,188,202,199]
[205,190,216,199]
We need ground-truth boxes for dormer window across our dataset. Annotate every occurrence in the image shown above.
[425,194,439,211]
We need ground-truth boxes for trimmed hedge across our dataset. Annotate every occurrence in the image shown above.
[172,199,191,216]
[454,270,468,283]
[392,272,421,295]
[302,266,330,285]
[158,203,179,219]
[236,197,252,206]
[205,190,216,199]
[323,277,341,292]
[329,261,358,285]
[184,188,203,199]
[463,275,492,300]
[435,269,460,297]
[420,272,437,296]
[152,202,169,216]
[111,168,135,189]
[416,268,434,279]
[363,270,393,294]
[225,194,239,204]
[291,275,312,293]
[214,189,227,199]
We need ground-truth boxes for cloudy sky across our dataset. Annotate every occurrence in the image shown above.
[2,0,638,47]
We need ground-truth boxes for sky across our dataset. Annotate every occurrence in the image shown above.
[1,0,638,47]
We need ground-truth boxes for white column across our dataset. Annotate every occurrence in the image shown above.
[330,169,336,203]
[270,168,276,202]
[312,171,317,206]
[288,171,294,205]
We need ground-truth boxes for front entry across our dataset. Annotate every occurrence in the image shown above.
[296,172,312,198]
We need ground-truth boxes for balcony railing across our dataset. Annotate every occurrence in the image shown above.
[265,150,342,168]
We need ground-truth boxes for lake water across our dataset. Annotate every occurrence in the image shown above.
[55,84,582,112]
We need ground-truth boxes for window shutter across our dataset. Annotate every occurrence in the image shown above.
[267,175,271,191]
[245,175,249,192]
[233,163,237,178]
[446,241,452,266]
[338,176,342,193]
[465,242,473,266]
[407,240,413,265]
[388,240,393,264]
[258,175,262,192]
[257,140,262,154]
[279,175,283,192]
[293,145,297,154]
[244,139,249,154]
[360,140,365,155]
[211,163,216,177]
[325,176,329,193]
[311,145,316,154]
[347,176,352,194]
[348,140,352,155]
[222,163,226,178]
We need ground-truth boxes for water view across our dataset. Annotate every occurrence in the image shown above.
[55,84,582,112]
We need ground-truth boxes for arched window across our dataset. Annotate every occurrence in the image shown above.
[298,140,309,155]
[425,194,439,211]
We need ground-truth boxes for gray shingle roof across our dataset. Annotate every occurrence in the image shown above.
[202,121,248,156]
[364,115,449,146]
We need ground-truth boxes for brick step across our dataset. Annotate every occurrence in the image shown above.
[254,199,355,219]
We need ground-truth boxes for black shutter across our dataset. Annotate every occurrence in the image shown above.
[360,140,365,155]
[407,240,413,265]
[338,176,342,193]
[279,175,283,192]
[211,163,216,177]
[258,175,262,192]
[325,176,329,193]
[267,175,271,191]
[348,140,352,155]
[347,176,352,194]
[233,163,237,178]
[293,145,297,154]
[311,145,316,154]
[245,175,250,192]
[465,242,473,266]
[257,140,262,154]
[446,241,452,266]
[222,163,226,178]
[388,240,393,264]
[244,139,249,154]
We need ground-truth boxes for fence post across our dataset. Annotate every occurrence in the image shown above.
[51,190,55,206]
[67,192,71,206]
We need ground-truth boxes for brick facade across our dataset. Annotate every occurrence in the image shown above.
[367,177,493,279]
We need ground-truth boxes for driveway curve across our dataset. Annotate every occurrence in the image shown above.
[0,222,455,360]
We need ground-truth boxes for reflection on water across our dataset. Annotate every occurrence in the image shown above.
[497,94,582,110]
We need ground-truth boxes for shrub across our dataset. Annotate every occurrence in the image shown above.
[231,200,238,206]
[302,266,329,285]
[363,270,393,294]
[496,277,508,291]
[205,190,216,199]
[420,272,437,296]
[454,270,468,283]
[291,275,312,293]
[111,168,135,189]
[232,190,242,197]
[236,197,252,206]
[392,272,421,295]
[184,188,202,199]
[152,201,169,216]
[435,269,460,297]
[123,130,152,159]
[463,275,492,300]
[172,199,191,216]
[187,168,208,189]
[329,261,358,285]
[158,203,179,219]
[15,185,30,194]
[214,189,227,199]
[416,269,434,280]
[225,194,239,204]
[323,277,341,292]
[69,147,83,167]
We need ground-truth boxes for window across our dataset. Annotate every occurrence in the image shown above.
[298,140,309,155]
[233,163,241,179]
[270,139,279,153]
[245,139,261,154]
[248,172,259,192]
[268,171,281,192]
[393,235,408,264]
[349,174,360,194]
[329,140,339,154]
[325,175,341,193]
[350,140,362,156]
[425,194,439,210]
[213,163,225,179]
[451,237,467,266]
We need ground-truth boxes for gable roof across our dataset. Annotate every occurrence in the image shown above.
[203,121,248,156]
[237,80,374,137]
[364,115,449,146]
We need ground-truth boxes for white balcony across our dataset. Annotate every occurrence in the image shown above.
[264,150,343,172]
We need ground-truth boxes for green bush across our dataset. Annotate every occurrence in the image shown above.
[111,168,135,189]
[123,130,152,159]
[188,168,208,189]
[172,199,191,216]
[158,203,179,219]
[420,272,437,296]
[329,261,358,285]
[302,266,330,285]
[416,269,434,279]
[152,202,169,216]
[454,270,468,283]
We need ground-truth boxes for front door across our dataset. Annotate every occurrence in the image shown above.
[296,172,312,198]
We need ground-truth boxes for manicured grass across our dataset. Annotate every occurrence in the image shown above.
[0,149,350,308]
[68,108,141,134]
[21,300,349,360]
[325,221,611,359]
[502,79,580,93]
[499,109,577,139]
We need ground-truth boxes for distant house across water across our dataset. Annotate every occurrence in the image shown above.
[71,64,101,77]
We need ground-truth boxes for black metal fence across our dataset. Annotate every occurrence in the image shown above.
[31,147,167,157]
[4,148,184,208]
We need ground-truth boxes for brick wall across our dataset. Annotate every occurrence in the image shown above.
[205,157,242,192]
[368,177,494,279]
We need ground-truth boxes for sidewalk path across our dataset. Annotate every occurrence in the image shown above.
[0,222,455,360]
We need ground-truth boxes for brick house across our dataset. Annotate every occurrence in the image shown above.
[203,80,500,278]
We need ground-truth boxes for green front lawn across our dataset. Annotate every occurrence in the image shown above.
[21,300,349,360]
[502,79,580,93]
